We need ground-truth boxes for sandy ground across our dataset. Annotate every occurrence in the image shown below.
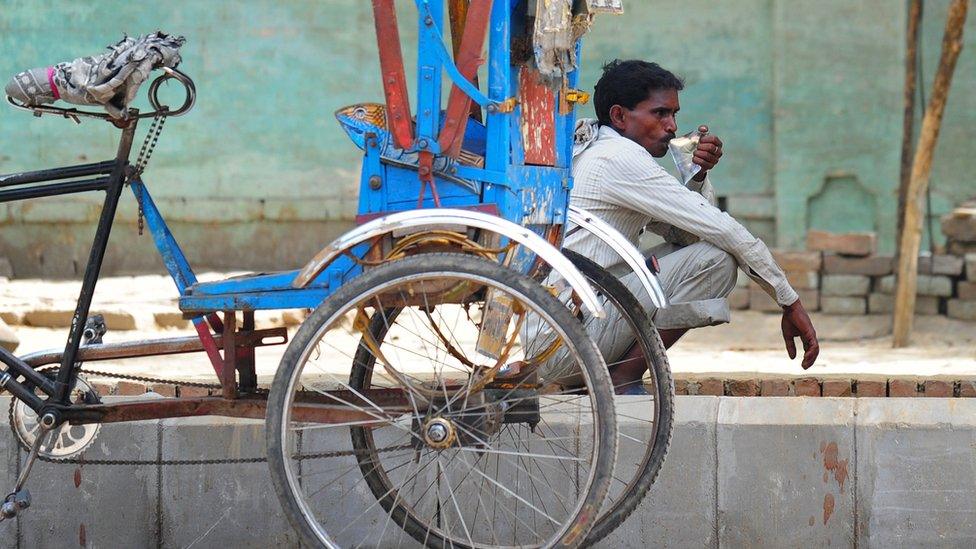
[2,273,975,384]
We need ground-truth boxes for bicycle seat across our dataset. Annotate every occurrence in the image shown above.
[5,31,184,119]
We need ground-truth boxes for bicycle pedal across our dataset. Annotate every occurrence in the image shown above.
[1,488,31,519]
[83,315,107,345]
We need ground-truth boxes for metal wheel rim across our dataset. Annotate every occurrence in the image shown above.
[278,270,608,548]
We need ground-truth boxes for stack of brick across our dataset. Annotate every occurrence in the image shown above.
[745,230,878,314]
[950,254,976,321]
[807,229,877,314]
[873,254,958,316]
[941,201,976,321]
[942,200,976,256]
[737,228,976,321]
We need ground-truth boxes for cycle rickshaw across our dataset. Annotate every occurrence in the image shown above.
[0,1,673,546]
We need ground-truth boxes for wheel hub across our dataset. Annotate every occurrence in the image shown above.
[423,417,456,449]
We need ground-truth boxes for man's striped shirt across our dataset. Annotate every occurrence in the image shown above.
[566,123,799,308]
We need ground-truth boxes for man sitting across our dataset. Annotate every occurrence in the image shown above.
[566,59,819,394]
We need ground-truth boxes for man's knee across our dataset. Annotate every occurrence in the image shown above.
[696,242,737,297]
[716,249,738,285]
[653,241,738,302]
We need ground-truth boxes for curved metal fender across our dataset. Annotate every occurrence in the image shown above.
[292,209,606,318]
[568,206,668,309]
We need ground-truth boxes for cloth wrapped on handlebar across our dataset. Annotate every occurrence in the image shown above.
[4,31,184,119]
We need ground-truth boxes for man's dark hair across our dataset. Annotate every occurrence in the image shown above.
[593,59,684,126]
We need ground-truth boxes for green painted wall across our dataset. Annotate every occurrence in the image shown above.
[0,1,973,277]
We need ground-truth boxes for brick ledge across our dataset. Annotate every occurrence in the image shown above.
[673,376,972,397]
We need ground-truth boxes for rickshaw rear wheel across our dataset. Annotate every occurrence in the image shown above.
[562,250,675,545]
[266,253,618,548]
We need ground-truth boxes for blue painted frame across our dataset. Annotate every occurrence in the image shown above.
[175,0,582,313]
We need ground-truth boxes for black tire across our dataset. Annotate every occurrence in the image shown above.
[266,253,618,548]
[562,250,675,545]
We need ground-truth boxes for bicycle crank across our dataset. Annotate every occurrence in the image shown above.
[0,415,54,523]
[9,367,101,460]
[0,489,31,521]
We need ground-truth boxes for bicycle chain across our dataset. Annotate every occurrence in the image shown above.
[35,367,409,466]
[38,366,244,465]
[130,109,168,235]
[39,445,412,467]
[76,367,224,391]
[133,109,167,178]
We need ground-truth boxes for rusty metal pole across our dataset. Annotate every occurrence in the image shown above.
[371,0,415,151]
[437,0,494,157]
[221,310,238,398]
[237,311,257,393]
[893,0,969,347]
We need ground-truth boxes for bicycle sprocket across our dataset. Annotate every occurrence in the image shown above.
[9,367,102,460]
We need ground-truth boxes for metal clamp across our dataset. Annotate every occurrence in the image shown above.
[487,98,518,114]
[563,89,590,105]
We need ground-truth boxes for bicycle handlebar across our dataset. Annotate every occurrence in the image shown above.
[147,67,196,118]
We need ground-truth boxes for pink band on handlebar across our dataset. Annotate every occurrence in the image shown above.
[46,67,60,100]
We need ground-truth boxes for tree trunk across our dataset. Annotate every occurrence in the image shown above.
[895,0,922,259]
[893,0,969,347]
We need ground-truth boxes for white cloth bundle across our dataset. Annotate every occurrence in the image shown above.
[5,31,184,118]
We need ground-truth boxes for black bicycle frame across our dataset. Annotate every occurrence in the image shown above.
[0,119,138,413]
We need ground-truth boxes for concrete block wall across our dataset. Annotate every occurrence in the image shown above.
[0,409,299,549]
[856,400,976,546]
[603,397,976,547]
[1,396,975,547]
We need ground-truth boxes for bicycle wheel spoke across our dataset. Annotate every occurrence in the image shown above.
[267,254,617,548]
